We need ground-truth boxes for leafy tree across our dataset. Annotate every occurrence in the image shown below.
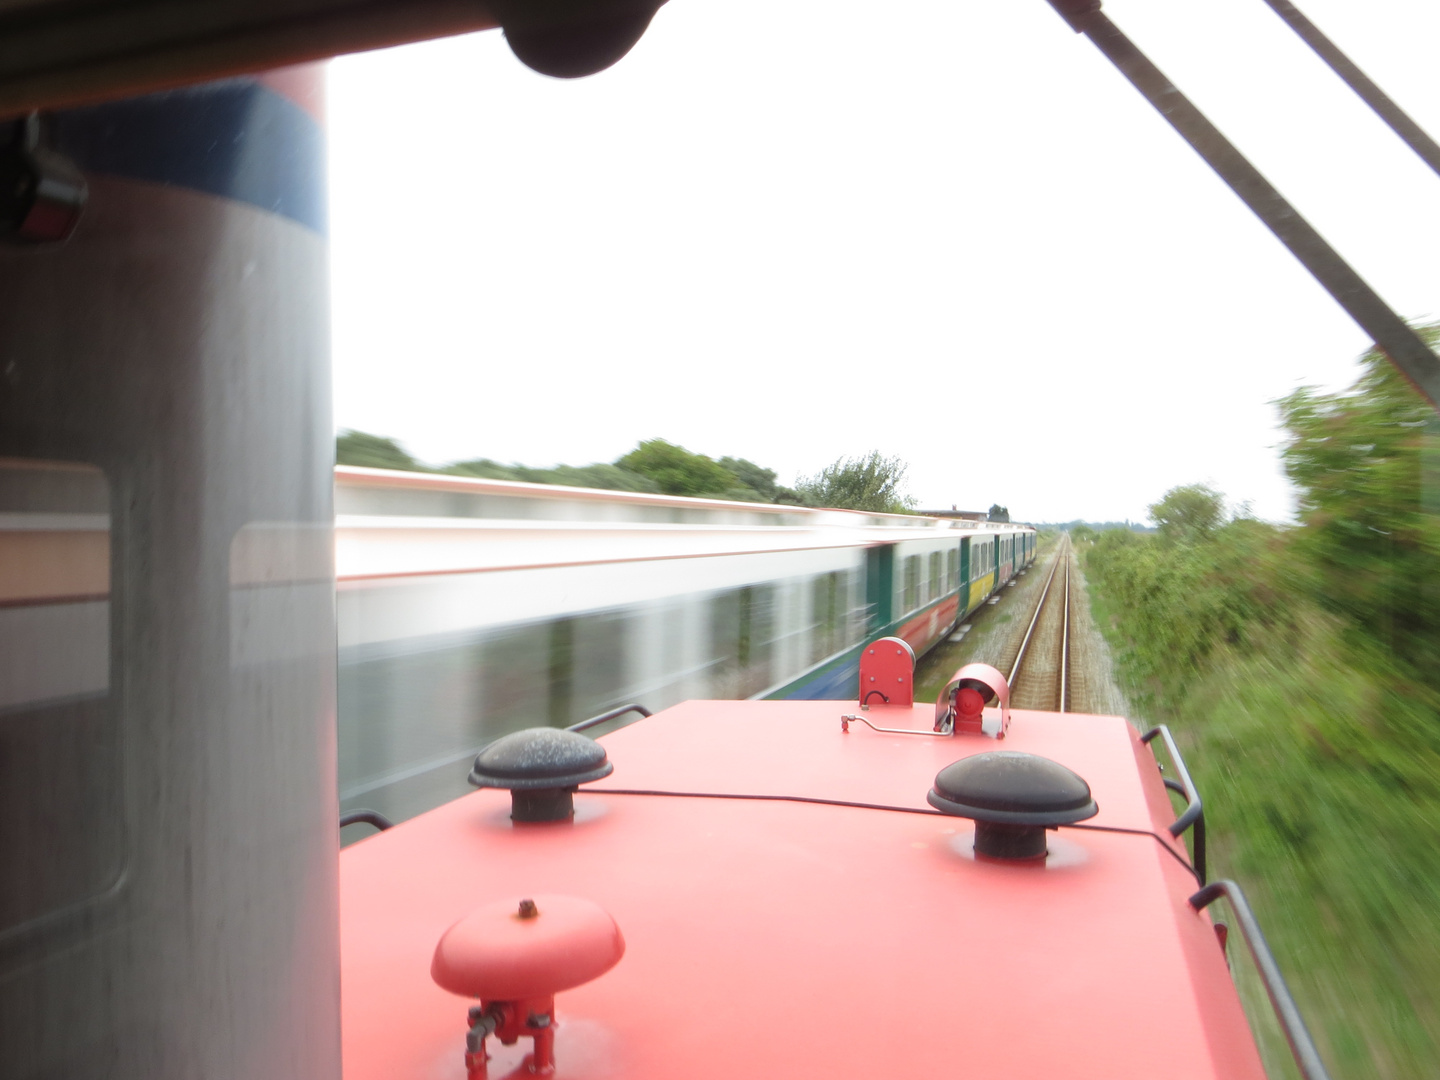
[337,429,422,471]
[718,457,778,500]
[1278,328,1440,678]
[770,485,812,506]
[446,458,662,493]
[987,503,1010,523]
[616,439,736,497]
[549,464,662,493]
[339,431,823,506]
[1148,483,1224,543]
[796,451,915,514]
[444,458,524,481]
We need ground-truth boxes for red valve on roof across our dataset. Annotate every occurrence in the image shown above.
[432,895,625,1079]
[857,636,915,708]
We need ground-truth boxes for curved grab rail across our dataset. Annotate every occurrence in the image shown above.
[841,713,951,737]
[1190,880,1332,1080]
[567,703,653,734]
[1141,725,1206,883]
[340,808,393,833]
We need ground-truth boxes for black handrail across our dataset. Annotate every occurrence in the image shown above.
[567,703,653,734]
[1141,725,1206,883]
[339,809,393,833]
[1190,880,1333,1080]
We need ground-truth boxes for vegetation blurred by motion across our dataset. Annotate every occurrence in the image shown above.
[335,432,925,513]
[795,451,917,514]
[1080,331,1440,1079]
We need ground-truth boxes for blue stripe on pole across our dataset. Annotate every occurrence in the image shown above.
[53,79,327,235]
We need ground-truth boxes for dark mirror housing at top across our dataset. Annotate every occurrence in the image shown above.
[496,0,664,78]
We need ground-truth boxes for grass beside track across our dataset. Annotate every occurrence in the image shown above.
[1081,530,1440,1080]
[1078,338,1440,1080]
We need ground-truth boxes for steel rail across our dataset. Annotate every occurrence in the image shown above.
[1059,538,1071,713]
[1008,538,1062,687]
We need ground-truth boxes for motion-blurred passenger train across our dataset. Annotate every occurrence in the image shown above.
[334,466,1036,825]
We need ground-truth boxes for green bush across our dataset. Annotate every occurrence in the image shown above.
[1083,333,1440,1078]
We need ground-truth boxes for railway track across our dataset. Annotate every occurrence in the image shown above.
[1004,533,1072,711]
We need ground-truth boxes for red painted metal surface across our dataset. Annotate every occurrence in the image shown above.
[432,894,625,1000]
[857,636,915,707]
[894,594,960,654]
[431,895,623,1080]
[340,702,1267,1080]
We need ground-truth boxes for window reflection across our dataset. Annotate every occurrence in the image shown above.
[0,458,119,939]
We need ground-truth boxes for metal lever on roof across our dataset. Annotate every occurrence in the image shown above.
[841,714,951,737]
[1042,0,1440,411]
[1190,880,1333,1080]
[567,703,652,734]
[1141,726,1205,883]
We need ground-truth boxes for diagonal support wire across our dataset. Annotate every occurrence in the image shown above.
[1045,1,1440,410]
[1259,0,1440,180]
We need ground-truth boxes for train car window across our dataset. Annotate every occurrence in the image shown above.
[0,459,120,939]
[566,610,635,723]
[844,569,867,650]
[336,537,876,827]
[709,585,776,699]
[902,555,920,614]
[810,571,840,664]
[338,620,544,827]
[928,551,941,602]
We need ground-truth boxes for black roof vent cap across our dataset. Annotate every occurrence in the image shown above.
[469,727,613,822]
[927,751,1098,861]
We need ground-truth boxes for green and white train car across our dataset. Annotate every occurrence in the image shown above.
[335,467,1036,824]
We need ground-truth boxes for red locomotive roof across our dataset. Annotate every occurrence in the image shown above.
[340,701,1266,1080]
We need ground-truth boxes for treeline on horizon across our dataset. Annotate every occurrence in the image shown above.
[1076,329,1440,1078]
[1040,519,1154,534]
[336,430,933,516]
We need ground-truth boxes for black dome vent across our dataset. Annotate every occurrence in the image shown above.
[469,727,613,822]
[927,751,1097,861]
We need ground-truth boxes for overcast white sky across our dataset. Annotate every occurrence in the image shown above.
[328,0,1440,523]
